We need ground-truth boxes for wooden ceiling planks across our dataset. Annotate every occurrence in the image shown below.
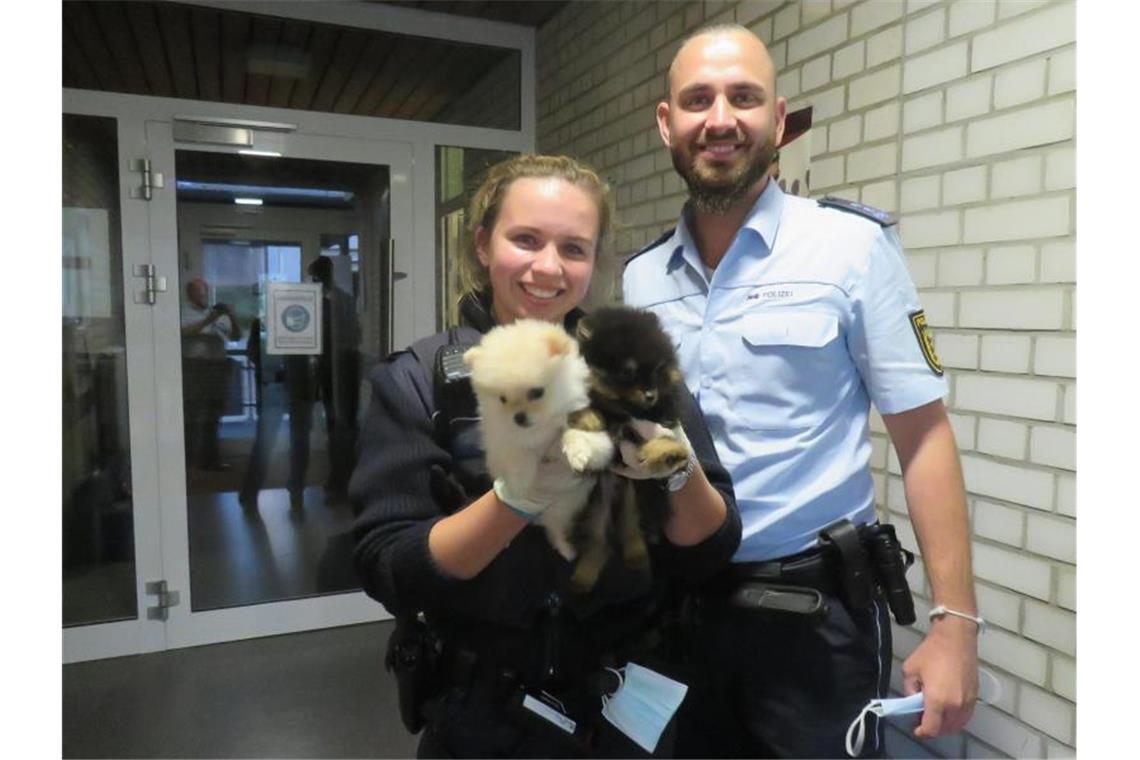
[62,1,554,129]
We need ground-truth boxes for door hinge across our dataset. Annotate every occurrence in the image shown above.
[128,158,165,201]
[145,580,181,621]
[132,264,168,305]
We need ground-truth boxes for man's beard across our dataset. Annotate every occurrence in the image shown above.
[672,137,777,214]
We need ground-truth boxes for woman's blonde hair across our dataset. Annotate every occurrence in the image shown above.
[455,154,614,301]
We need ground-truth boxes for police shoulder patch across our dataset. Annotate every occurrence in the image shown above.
[817,196,898,227]
[908,310,943,376]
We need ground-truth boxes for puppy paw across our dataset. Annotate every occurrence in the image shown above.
[562,429,615,472]
[639,438,690,478]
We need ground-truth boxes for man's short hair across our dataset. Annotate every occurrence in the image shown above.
[664,22,759,99]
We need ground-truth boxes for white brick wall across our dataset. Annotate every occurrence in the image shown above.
[536,2,1076,755]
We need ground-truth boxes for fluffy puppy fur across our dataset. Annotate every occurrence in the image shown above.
[562,307,691,591]
[464,320,613,561]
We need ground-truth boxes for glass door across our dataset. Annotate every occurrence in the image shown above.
[145,121,413,649]
[63,112,167,662]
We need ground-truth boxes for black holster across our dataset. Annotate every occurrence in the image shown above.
[819,519,916,625]
[385,614,441,734]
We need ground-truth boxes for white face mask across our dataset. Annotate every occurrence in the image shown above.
[601,662,689,754]
[844,668,1002,757]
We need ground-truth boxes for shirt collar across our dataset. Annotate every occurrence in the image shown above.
[667,179,786,277]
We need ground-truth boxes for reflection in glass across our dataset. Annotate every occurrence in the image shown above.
[435,146,518,329]
[176,150,389,611]
[62,114,138,627]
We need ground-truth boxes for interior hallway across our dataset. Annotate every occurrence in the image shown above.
[63,621,419,758]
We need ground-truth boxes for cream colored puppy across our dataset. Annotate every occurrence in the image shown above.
[464,320,613,560]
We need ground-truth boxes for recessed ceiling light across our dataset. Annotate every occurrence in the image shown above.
[239,149,282,157]
[234,197,263,206]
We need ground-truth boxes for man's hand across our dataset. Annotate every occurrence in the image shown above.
[901,617,979,737]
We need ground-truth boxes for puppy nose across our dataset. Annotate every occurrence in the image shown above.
[644,390,657,404]
[513,412,529,427]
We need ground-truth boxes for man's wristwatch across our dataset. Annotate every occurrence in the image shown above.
[666,453,697,492]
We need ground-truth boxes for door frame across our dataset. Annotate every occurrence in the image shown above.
[63,66,533,659]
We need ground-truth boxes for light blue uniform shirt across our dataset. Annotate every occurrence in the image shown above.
[623,182,948,561]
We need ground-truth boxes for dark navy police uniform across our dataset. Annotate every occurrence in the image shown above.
[350,291,741,758]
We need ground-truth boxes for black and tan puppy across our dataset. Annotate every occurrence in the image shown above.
[563,306,691,592]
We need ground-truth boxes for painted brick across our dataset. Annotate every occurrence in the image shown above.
[902,127,962,171]
[1040,240,1075,283]
[810,84,847,120]
[925,290,958,326]
[900,175,940,212]
[849,64,902,109]
[973,498,1024,547]
[1019,684,1074,744]
[1029,425,1075,471]
[948,411,977,450]
[812,154,845,189]
[1045,147,1075,191]
[829,114,862,152]
[1062,382,1075,424]
[847,142,898,182]
[975,581,1022,632]
[801,54,831,92]
[905,7,946,54]
[967,99,1074,158]
[1023,599,1076,656]
[1056,565,1075,610]
[980,667,1021,715]
[1026,512,1076,563]
[967,703,1046,758]
[961,288,1065,330]
[860,179,897,212]
[907,0,941,12]
[833,40,866,79]
[801,0,834,26]
[979,334,1032,373]
[773,3,801,41]
[963,196,1071,244]
[1056,474,1075,519]
[946,75,992,121]
[1052,656,1075,702]
[998,0,1052,20]
[994,57,1047,110]
[777,68,801,99]
[1034,336,1075,378]
[1046,739,1077,758]
[935,331,978,369]
[788,14,849,64]
[942,165,987,206]
[885,473,906,514]
[899,210,960,249]
[986,245,1037,285]
[737,1,783,28]
[1048,45,1076,95]
[851,0,905,37]
[902,91,944,133]
[949,0,996,37]
[972,2,1076,72]
[905,41,970,94]
[961,453,1055,511]
[991,155,1043,199]
[870,433,889,469]
[977,624,1050,684]
[867,24,903,67]
[977,418,1028,460]
[864,101,900,141]
[937,248,983,286]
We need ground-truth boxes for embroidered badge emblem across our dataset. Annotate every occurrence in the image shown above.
[908,310,943,376]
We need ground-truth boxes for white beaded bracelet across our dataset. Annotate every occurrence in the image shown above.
[928,604,987,633]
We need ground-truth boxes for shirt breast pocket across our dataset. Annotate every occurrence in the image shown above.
[732,311,845,432]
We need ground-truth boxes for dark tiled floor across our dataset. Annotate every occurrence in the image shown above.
[63,621,420,759]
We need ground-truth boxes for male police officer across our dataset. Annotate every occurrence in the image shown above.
[623,24,980,758]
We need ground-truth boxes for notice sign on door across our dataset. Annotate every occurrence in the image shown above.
[266,282,322,355]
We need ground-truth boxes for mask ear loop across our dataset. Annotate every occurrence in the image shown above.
[845,701,884,758]
[600,666,625,711]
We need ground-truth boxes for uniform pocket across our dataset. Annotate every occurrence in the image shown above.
[739,311,839,349]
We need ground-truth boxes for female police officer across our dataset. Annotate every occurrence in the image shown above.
[350,154,740,758]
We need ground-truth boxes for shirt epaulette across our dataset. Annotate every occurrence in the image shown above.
[816,196,898,227]
[623,227,676,269]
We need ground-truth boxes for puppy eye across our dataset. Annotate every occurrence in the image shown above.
[527,387,544,400]
[499,395,507,404]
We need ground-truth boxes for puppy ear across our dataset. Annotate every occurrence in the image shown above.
[575,317,593,344]
[462,346,482,369]
[544,330,573,358]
